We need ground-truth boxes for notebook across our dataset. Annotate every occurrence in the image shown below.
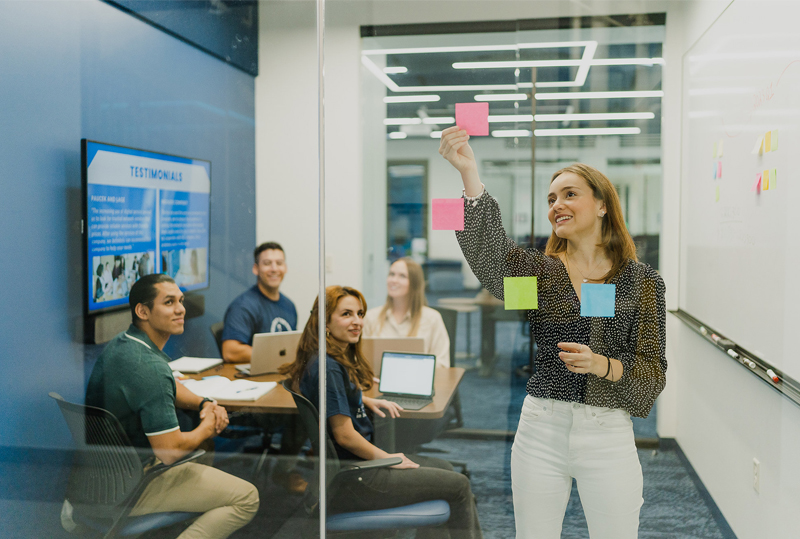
[361,336,425,373]
[182,376,277,401]
[378,351,437,410]
[236,330,302,376]
[168,356,223,374]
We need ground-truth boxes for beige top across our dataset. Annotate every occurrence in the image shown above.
[363,305,450,367]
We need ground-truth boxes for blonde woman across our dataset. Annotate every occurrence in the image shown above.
[363,257,450,367]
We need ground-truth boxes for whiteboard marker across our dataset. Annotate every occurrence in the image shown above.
[711,333,721,344]
[726,349,739,360]
[699,326,708,336]
[746,359,756,369]
[766,369,780,383]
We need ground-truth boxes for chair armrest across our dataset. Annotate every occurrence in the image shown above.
[147,449,206,475]
[339,457,402,474]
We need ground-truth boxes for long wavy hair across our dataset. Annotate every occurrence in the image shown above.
[544,163,637,281]
[279,285,374,391]
[377,257,427,337]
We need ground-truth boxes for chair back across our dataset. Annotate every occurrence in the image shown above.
[432,306,458,367]
[49,393,145,517]
[210,321,225,356]
[281,381,342,494]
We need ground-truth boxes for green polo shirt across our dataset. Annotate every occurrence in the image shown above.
[86,324,179,461]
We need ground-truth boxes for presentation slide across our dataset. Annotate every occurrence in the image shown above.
[85,141,210,314]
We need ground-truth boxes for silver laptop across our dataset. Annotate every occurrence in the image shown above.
[236,330,301,376]
[378,351,436,411]
[361,336,425,373]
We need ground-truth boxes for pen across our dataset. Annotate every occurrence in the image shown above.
[766,369,779,383]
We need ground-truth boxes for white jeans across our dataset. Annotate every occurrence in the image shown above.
[511,396,643,539]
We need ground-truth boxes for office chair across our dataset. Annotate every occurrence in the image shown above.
[49,393,204,538]
[281,380,451,534]
[210,321,225,356]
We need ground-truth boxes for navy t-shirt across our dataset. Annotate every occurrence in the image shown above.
[300,353,373,462]
[222,285,297,345]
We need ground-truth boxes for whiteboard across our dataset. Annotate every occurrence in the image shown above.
[680,0,800,383]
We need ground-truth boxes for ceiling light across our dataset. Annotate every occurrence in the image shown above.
[489,115,534,123]
[423,117,455,124]
[430,131,443,138]
[362,41,596,56]
[383,66,408,74]
[453,58,664,69]
[533,127,642,136]
[388,132,408,139]
[534,112,655,121]
[492,130,532,138]
[475,94,528,101]
[534,91,664,100]
[384,118,423,125]
[383,95,440,103]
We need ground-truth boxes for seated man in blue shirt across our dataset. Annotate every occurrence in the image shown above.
[221,241,297,363]
[220,242,305,493]
[85,274,259,538]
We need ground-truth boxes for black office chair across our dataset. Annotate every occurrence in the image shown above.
[281,380,451,534]
[210,321,225,356]
[49,393,204,538]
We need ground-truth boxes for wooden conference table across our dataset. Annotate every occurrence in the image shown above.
[184,363,465,420]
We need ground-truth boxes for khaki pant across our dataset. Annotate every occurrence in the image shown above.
[130,462,259,539]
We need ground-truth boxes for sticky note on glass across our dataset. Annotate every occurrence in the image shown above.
[765,131,772,152]
[751,172,762,192]
[752,135,764,155]
[763,169,770,190]
[431,199,464,230]
[503,276,538,310]
[772,168,777,188]
[580,283,616,317]
[713,142,718,158]
[715,185,720,202]
[771,130,778,150]
[713,163,717,179]
[455,102,489,136]
[717,161,722,179]
[718,139,724,157]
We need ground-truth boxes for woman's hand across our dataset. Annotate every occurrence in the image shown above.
[557,342,606,377]
[388,453,420,469]
[439,126,477,175]
[363,396,404,418]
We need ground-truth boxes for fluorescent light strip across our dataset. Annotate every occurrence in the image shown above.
[475,94,528,101]
[383,95,440,103]
[363,55,517,93]
[489,115,534,123]
[423,117,454,124]
[388,132,408,139]
[534,91,664,100]
[492,130,532,138]
[534,112,655,121]
[384,118,422,125]
[453,57,664,69]
[533,127,642,136]
[383,66,408,74]
[362,41,596,56]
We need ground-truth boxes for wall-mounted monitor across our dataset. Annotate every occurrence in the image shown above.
[82,140,211,315]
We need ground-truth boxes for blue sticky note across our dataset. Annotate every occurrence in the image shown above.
[580,283,616,317]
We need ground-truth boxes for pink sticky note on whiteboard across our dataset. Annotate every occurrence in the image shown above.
[455,102,489,136]
[432,199,464,230]
[751,173,762,192]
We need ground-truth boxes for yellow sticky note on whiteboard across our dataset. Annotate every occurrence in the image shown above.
[718,139,724,157]
[772,130,778,150]
[763,169,770,190]
[765,131,772,152]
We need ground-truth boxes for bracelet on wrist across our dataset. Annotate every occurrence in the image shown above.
[199,397,214,411]
[462,183,485,205]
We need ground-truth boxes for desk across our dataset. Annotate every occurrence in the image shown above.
[183,363,465,420]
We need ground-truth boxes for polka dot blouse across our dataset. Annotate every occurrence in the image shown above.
[456,190,667,418]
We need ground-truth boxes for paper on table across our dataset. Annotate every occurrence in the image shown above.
[168,357,223,373]
[503,276,538,310]
[580,283,616,317]
[432,198,464,230]
[455,102,489,136]
[182,377,277,401]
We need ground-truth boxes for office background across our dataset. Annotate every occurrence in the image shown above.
[1,1,798,538]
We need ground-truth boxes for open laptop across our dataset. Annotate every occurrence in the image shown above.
[378,351,437,410]
[235,330,302,376]
[361,336,425,373]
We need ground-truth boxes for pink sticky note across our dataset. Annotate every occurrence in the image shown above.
[717,161,722,179]
[455,102,489,136]
[432,199,464,230]
[751,173,762,192]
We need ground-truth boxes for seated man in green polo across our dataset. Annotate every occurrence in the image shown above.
[85,274,259,539]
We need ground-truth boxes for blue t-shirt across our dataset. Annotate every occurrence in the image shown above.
[222,285,297,345]
[300,353,373,462]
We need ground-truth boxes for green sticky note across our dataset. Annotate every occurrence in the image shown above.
[504,276,538,310]
[713,142,718,158]
[772,168,777,188]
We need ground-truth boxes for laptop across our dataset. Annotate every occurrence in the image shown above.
[235,330,302,376]
[361,336,425,373]
[378,351,437,410]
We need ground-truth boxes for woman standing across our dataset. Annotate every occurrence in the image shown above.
[280,285,482,539]
[439,126,666,539]
[363,257,450,367]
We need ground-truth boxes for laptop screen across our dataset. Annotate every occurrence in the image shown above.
[379,352,436,397]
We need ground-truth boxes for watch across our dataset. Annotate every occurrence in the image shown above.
[198,397,214,411]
